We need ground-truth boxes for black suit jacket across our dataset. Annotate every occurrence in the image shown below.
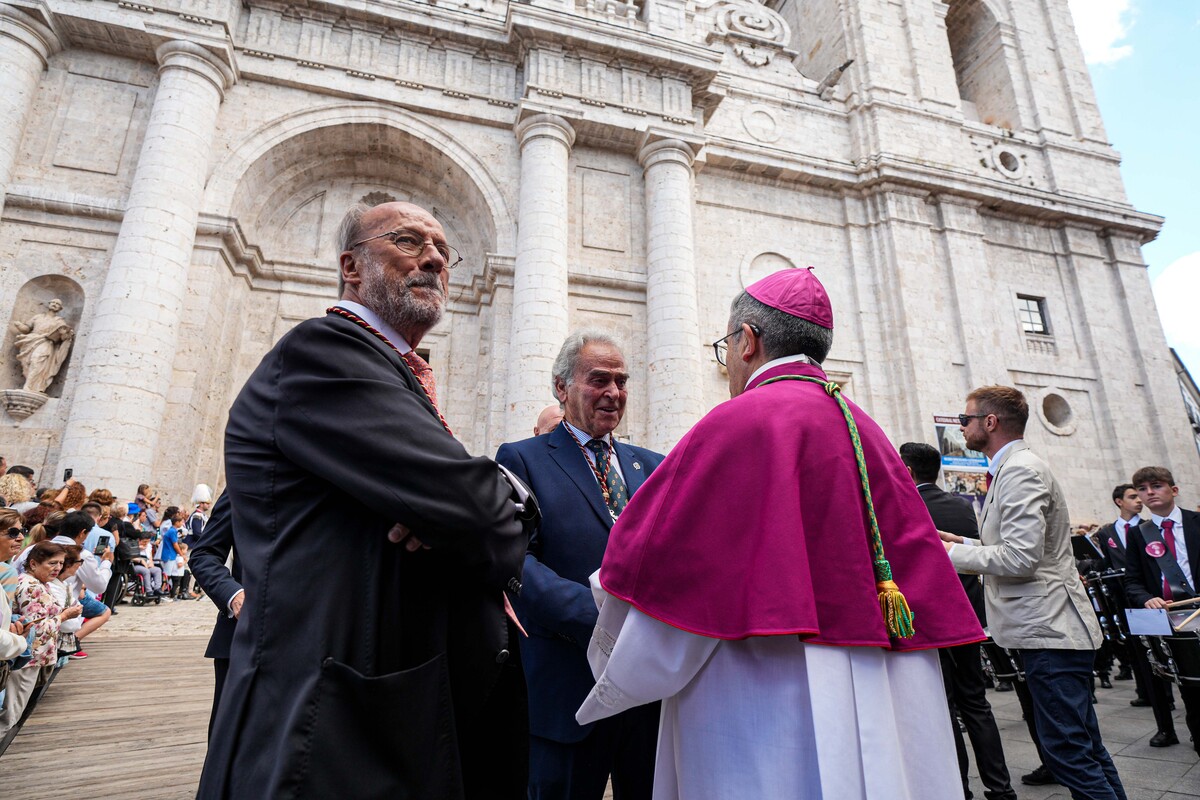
[198,312,535,800]
[918,483,986,626]
[187,493,240,660]
[1096,520,1139,573]
[1123,509,1200,609]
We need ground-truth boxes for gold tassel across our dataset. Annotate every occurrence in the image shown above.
[877,579,916,639]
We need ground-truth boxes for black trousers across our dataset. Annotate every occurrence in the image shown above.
[942,644,1017,800]
[208,657,228,740]
[528,703,659,800]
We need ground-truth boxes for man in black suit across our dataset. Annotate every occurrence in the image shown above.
[1095,484,1150,694]
[496,333,664,800]
[187,492,240,735]
[1124,466,1200,752]
[900,443,1018,800]
[197,201,538,800]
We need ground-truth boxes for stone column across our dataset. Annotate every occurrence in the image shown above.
[58,41,234,495]
[0,8,60,220]
[639,138,704,452]
[505,113,574,442]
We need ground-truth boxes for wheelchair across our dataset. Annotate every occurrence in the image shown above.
[118,560,162,606]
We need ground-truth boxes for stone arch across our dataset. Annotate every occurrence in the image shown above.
[944,0,1022,130]
[2,275,84,398]
[206,102,516,283]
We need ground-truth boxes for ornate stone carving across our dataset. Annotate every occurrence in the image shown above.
[0,389,47,421]
[697,0,791,67]
[10,298,74,394]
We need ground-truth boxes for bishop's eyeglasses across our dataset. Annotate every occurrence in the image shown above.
[711,324,761,367]
[350,228,463,269]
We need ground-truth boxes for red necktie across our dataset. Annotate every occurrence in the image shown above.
[401,350,438,410]
[1125,521,1135,544]
[1163,519,1177,601]
[984,472,993,495]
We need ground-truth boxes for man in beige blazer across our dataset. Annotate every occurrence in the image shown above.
[940,386,1124,800]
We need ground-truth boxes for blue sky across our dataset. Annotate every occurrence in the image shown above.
[1067,0,1200,375]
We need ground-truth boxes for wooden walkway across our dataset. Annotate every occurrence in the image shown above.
[0,635,213,800]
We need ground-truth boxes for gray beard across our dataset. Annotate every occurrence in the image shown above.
[358,254,446,337]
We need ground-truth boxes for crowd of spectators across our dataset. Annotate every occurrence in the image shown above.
[0,458,212,749]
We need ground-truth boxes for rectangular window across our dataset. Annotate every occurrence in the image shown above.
[1017,295,1049,335]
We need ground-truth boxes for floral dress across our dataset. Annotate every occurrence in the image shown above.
[13,573,63,668]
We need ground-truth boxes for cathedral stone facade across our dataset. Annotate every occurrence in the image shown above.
[1,0,1195,520]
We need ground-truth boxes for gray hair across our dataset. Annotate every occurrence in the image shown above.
[728,291,833,363]
[335,203,371,295]
[551,330,622,395]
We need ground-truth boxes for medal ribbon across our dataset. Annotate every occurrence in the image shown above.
[568,432,619,520]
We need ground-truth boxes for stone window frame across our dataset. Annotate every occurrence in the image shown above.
[1016,294,1049,336]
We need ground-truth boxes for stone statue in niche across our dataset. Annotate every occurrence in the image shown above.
[11,298,74,393]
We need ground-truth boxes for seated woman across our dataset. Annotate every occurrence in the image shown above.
[46,545,86,661]
[0,541,81,735]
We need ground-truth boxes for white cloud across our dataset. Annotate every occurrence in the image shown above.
[1153,252,1200,377]
[1067,0,1135,65]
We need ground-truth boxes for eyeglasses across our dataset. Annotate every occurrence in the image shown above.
[4,527,26,539]
[350,229,463,269]
[958,413,989,427]
[63,558,83,566]
[711,324,761,367]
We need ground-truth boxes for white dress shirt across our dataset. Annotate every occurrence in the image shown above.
[50,535,111,595]
[1150,506,1191,592]
[1114,516,1140,549]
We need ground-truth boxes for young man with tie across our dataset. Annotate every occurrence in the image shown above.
[1096,485,1157,704]
[1124,467,1200,753]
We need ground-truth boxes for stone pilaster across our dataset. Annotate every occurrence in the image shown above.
[57,41,234,496]
[0,7,60,220]
[639,137,703,452]
[505,113,574,442]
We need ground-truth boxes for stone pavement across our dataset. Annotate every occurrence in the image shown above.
[90,590,220,639]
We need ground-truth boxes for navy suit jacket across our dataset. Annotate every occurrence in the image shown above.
[188,493,241,660]
[496,423,664,743]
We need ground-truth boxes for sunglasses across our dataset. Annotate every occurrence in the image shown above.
[4,527,26,540]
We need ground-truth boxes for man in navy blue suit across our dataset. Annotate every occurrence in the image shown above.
[497,332,665,800]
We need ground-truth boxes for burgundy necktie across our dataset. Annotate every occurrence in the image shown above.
[401,350,438,410]
[984,472,993,495]
[1163,519,1178,601]
[1125,521,1135,545]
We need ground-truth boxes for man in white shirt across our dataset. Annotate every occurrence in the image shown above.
[1123,466,1200,754]
[942,386,1119,799]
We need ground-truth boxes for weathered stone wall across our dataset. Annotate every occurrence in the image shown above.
[0,0,1194,520]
